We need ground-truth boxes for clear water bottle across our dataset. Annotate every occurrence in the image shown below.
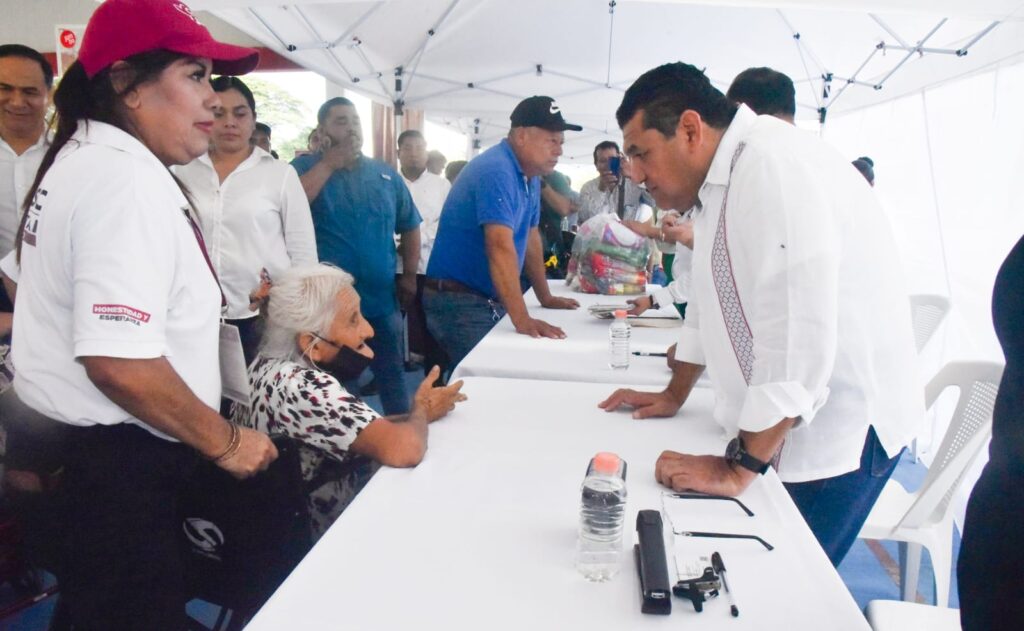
[576,452,628,582]
[609,309,630,370]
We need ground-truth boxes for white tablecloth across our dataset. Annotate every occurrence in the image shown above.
[247,378,868,631]
[452,282,692,387]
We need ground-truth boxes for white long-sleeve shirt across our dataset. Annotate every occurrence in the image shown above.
[175,148,317,319]
[676,105,923,483]
[398,170,450,274]
[0,133,48,259]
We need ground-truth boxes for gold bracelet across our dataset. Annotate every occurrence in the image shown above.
[210,422,241,463]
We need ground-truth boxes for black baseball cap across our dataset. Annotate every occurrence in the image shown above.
[510,96,582,132]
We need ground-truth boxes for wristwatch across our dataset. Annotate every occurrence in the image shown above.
[725,437,770,475]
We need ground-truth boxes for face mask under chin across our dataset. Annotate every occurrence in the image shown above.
[313,338,373,383]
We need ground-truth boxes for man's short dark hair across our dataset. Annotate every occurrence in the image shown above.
[617,62,737,136]
[0,44,54,88]
[726,67,796,119]
[211,75,256,116]
[317,96,355,126]
[592,140,620,163]
[254,121,271,136]
[397,129,424,149]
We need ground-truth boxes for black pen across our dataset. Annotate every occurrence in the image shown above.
[632,351,668,357]
[711,551,739,617]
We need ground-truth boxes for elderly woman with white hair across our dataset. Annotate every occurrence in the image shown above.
[233,263,466,536]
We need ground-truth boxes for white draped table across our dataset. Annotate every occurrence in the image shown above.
[247,377,868,631]
[451,282,694,387]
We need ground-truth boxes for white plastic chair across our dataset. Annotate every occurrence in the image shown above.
[909,294,951,353]
[858,360,1003,607]
[908,294,951,461]
[865,600,961,630]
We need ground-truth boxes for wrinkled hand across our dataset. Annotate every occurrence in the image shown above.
[514,316,566,339]
[413,366,468,422]
[539,295,579,310]
[397,274,417,311]
[248,268,272,312]
[217,427,278,480]
[655,451,752,496]
[627,295,653,316]
[598,388,682,419]
[622,219,659,239]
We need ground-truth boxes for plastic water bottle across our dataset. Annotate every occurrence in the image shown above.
[576,452,628,582]
[609,310,630,370]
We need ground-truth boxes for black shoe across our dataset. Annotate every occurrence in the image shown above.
[360,377,379,396]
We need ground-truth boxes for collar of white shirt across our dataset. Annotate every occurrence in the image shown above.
[699,104,757,198]
[0,129,49,157]
[73,121,168,171]
[196,145,274,175]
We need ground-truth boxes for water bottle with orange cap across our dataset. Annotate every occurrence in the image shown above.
[576,451,628,581]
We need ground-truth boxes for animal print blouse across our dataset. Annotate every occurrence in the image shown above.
[232,355,382,538]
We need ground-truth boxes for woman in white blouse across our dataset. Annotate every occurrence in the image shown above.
[175,76,317,361]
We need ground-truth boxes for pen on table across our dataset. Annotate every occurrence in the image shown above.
[711,551,739,617]
[632,351,668,357]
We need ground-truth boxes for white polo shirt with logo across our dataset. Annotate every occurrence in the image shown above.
[12,121,222,440]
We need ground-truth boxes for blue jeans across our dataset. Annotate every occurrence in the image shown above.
[364,311,409,415]
[783,426,903,567]
[422,288,506,372]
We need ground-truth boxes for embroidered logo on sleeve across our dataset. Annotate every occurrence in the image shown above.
[92,304,151,326]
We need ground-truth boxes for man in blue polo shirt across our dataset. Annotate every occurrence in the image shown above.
[424,96,582,370]
[292,97,421,414]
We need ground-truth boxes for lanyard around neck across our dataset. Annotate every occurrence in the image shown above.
[181,206,227,310]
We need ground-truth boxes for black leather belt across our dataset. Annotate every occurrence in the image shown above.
[423,277,480,295]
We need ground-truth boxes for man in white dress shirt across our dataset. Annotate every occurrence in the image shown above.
[396,129,450,374]
[0,45,51,338]
[599,62,922,566]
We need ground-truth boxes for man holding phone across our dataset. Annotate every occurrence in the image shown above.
[292,97,421,415]
[577,141,654,227]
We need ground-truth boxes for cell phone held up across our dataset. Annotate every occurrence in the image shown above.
[608,156,621,177]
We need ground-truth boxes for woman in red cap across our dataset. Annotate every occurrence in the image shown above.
[8,0,275,627]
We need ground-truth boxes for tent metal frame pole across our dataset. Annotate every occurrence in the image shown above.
[407,69,533,106]
[545,69,610,90]
[292,5,357,83]
[825,45,883,109]
[874,19,947,88]
[350,39,393,99]
[776,10,823,110]
[329,2,385,49]
[869,14,909,48]
[605,0,617,87]
[247,8,291,52]
[398,0,462,102]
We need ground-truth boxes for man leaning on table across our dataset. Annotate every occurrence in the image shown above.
[599,63,922,567]
[423,96,581,370]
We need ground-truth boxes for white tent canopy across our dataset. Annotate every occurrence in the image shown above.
[192,0,1024,159]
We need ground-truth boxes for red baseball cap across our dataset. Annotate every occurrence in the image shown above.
[78,0,259,79]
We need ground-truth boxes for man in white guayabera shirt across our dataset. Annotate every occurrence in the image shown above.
[599,62,922,567]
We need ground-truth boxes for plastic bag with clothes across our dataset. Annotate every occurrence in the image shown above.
[566,214,650,295]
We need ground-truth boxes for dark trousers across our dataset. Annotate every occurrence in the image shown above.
[958,463,1024,630]
[422,287,506,372]
[12,420,197,630]
[784,426,903,567]
[225,315,262,366]
[401,275,448,375]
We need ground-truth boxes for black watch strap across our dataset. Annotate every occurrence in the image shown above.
[726,437,770,475]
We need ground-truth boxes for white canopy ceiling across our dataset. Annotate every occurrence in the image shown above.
[193,0,1024,160]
